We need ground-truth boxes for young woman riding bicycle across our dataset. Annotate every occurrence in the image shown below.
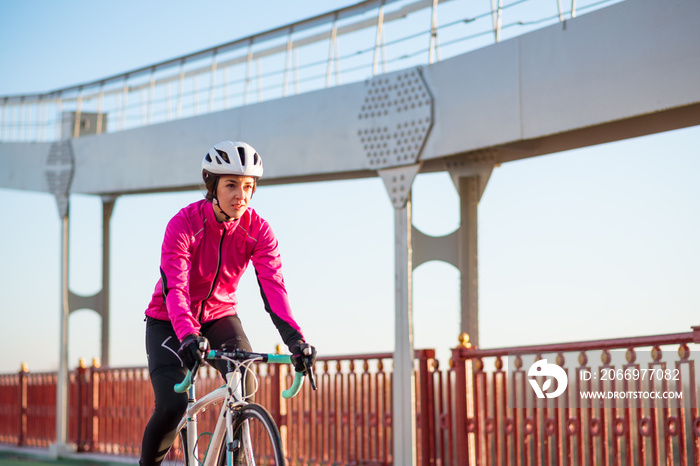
[139,141,316,466]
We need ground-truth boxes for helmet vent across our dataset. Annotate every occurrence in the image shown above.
[216,149,230,164]
[254,153,260,165]
[205,153,213,163]
[237,147,246,166]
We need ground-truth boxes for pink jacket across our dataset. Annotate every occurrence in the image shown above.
[145,199,304,346]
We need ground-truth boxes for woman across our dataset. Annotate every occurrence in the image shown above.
[140,140,316,466]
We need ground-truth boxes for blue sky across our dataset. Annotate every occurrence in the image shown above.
[1,0,698,373]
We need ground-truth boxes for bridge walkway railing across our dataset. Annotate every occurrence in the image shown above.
[0,0,620,143]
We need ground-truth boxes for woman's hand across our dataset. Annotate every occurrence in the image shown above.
[290,340,317,373]
[178,334,211,370]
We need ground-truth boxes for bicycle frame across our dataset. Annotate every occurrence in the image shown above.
[172,350,308,466]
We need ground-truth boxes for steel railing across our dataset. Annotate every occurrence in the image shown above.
[0,0,621,143]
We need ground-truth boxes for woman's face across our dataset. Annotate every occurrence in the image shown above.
[214,175,256,221]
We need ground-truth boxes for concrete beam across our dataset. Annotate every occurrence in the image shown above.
[1,0,698,196]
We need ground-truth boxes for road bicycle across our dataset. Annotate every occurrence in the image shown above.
[166,347,316,466]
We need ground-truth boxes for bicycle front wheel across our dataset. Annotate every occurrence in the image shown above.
[218,403,285,466]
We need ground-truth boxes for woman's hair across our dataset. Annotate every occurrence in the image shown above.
[202,170,257,202]
[203,171,218,202]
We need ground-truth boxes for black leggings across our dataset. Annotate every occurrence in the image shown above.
[140,315,253,466]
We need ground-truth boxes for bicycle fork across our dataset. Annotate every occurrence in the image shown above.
[224,369,253,465]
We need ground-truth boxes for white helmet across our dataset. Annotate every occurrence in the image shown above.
[202,141,263,179]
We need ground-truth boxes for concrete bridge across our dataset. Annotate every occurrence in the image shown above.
[1,0,699,462]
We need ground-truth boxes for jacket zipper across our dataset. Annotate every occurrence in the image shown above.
[200,227,226,320]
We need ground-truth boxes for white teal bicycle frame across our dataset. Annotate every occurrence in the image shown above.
[173,352,304,466]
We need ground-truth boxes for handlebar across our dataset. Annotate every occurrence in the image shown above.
[174,349,315,398]
[173,364,198,394]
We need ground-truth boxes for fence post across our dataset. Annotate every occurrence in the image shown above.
[452,336,473,466]
[270,363,283,427]
[18,363,28,446]
[417,349,436,466]
[452,349,467,466]
[76,359,87,451]
[270,344,285,455]
[88,358,100,453]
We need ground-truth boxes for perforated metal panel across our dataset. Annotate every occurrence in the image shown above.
[357,67,433,169]
[46,140,74,216]
[379,163,422,209]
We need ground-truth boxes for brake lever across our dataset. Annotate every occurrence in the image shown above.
[304,355,317,391]
[190,359,201,386]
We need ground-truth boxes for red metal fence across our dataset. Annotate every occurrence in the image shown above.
[0,350,439,465]
[449,329,700,466]
[3,329,700,465]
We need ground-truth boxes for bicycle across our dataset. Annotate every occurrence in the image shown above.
[165,347,317,466]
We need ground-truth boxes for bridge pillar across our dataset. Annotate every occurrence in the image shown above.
[457,175,481,347]
[47,136,115,457]
[379,163,421,466]
[379,161,491,464]
[99,196,115,366]
[46,140,76,456]
[449,163,493,348]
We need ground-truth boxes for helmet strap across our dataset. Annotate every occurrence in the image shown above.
[212,197,232,222]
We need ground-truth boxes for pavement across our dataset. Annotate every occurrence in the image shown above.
[0,446,135,466]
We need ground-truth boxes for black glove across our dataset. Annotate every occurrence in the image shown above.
[178,334,210,370]
[290,340,317,373]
